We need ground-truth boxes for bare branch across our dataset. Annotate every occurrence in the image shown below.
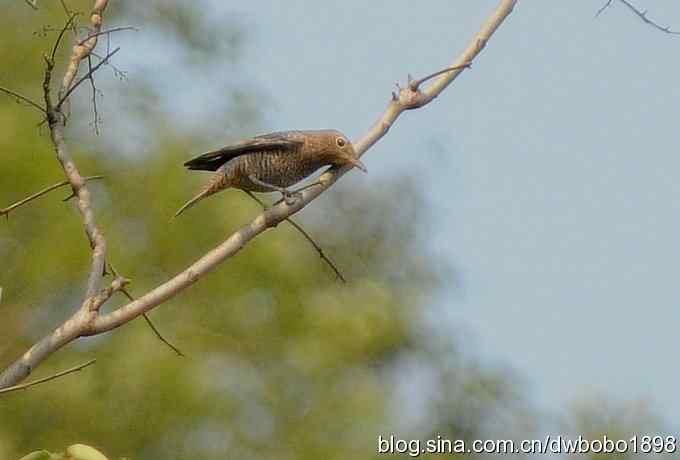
[0,0,112,389]
[0,85,46,114]
[51,13,79,63]
[56,46,120,109]
[59,0,109,100]
[24,0,38,10]
[0,0,517,388]
[139,304,185,357]
[86,55,101,134]
[78,26,138,46]
[108,264,184,357]
[59,0,72,17]
[0,359,95,395]
[595,0,614,18]
[597,0,680,34]
[244,191,346,283]
[1,176,104,218]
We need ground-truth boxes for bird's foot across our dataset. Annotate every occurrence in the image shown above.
[282,190,301,206]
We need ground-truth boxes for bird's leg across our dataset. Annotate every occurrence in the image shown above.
[291,180,324,194]
[270,180,326,206]
[248,175,299,205]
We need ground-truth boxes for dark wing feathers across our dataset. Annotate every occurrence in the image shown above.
[183,132,303,171]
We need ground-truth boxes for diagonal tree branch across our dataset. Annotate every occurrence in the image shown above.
[596,0,680,34]
[0,0,517,388]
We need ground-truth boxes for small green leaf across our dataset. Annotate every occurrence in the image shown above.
[64,445,109,460]
[17,451,54,460]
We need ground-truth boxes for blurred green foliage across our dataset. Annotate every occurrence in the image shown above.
[0,2,672,460]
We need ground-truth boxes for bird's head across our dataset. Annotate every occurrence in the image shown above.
[325,130,367,173]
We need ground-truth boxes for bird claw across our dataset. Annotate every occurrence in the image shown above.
[283,190,301,205]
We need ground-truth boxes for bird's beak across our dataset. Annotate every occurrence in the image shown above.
[349,157,368,173]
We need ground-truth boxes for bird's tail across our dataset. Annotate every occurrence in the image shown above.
[173,173,227,218]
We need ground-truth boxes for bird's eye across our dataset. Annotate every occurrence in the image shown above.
[336,137,346,147]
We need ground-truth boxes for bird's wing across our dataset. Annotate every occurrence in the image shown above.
[183,132,304,171]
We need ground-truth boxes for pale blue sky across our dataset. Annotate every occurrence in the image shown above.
[104,0,680,429]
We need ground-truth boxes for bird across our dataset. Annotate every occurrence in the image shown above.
[174,129,366,217]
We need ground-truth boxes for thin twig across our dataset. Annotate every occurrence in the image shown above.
[619,0,680,34]
[0,85,46,114]
[59,0,72,17]
[86,55,101,134]
[595,0,614,18]
[244,191,346,283]
[51,13,79,63]
[0,359,95,395]
[408,63,472,91]
[597,0,680,34]
[91,51,127,79]
[56,46,120,109]
[108,264,184,357]
[1,176,104,218]
[78,26,138,45]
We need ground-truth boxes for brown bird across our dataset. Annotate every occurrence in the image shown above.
[174,129,366,217]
